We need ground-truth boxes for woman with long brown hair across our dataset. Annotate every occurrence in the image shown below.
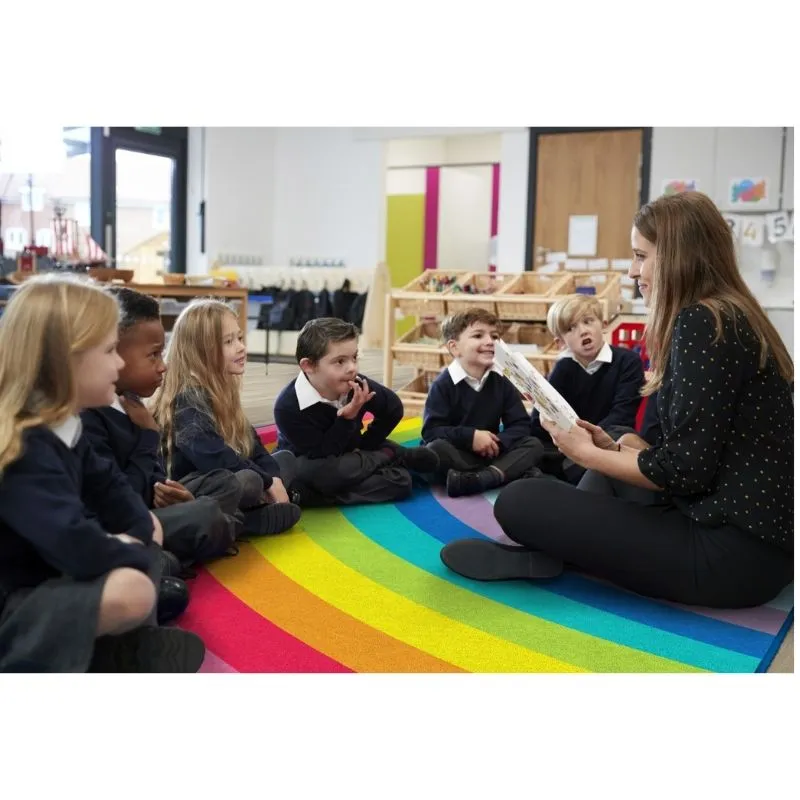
[441,192,793,608]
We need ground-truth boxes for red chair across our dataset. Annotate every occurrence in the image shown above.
[611,322,649,431]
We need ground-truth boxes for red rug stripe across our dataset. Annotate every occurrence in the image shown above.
[179,568,352,673]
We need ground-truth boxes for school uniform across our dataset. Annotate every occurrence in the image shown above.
[273,371,411,505]
[531,343,645,483]
[0,418,160,672]
[81,398,243,563]
[421,361,543,482]
[168,388,298,532]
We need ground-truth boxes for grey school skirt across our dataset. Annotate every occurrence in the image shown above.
[0,575,107,673]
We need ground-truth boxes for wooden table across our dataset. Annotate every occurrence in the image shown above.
[129,283,250,343]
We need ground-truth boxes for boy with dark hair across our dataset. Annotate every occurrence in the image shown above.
[531,294,645,483]
[81,287,244,567]
[273,317,439,506]
[421,308,543,497]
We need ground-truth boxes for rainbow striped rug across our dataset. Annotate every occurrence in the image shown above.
[179,418,793,673]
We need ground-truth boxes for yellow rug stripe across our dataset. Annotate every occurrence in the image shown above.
[252,528,586,673]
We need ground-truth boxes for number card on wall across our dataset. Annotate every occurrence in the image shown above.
[722,214,742,241]
[740,217,765,247]
[765,211,793,243]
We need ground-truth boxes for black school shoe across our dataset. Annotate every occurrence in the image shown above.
[440,539,564,582]
[89,628,206,673]
[157,577,190,625]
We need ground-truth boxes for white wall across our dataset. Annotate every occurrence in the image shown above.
[496,129,529,273]
[187,127,384,273]
[271,128,386,267]
[648,126,794,315]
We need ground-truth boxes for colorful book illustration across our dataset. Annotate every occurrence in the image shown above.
[493,339,578,430]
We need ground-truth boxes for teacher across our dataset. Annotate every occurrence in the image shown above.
[441,191,793,609]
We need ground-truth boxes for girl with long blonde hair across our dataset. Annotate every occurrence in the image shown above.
[442,191,793,609]
[0,274,204,671]
[151,299,301,536]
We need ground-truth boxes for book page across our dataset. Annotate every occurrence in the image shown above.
[494,339,578,430]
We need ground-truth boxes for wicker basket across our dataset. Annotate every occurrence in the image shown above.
[397,370,443,417]
[553,271,622,322]
[391,321,449,370]
[495,273,571,320]
[444,272,515,316]
[520,340,563,378]
[393,270,469,317]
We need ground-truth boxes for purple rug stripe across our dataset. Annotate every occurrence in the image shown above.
[199,649,238,673]
[431,487,517,545]
[436,486,791,635]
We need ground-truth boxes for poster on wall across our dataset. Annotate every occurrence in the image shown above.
[662,179,698,196]
[740,217,765,247]
[765,211,793,244]
[567,215,598,257]
[729,178,768,207]
[722,214,742,241]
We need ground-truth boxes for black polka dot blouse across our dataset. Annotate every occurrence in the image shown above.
[638,303,793,554]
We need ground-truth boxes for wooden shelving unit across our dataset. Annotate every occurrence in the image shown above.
[383,269,625,414]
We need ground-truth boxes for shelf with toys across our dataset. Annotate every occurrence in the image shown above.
[383,267,627,417]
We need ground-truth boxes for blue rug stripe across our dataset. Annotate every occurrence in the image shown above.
[344,501,757,673]
[396,489,771,660]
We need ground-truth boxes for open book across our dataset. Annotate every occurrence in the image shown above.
[493,339,578,430]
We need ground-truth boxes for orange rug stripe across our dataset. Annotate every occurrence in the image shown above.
[207,543,465,673]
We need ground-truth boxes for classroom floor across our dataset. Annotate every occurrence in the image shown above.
[240,352,794,674]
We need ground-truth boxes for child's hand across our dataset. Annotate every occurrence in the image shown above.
[153,479,195,508]
[337,377,376,420]
[120,394,160,433]
[264,477,290,505]
[472,430,500,458]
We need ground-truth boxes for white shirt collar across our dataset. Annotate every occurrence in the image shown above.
[566,342,613,375]
[50,416,82,449]
[448,360,493,392]
[110,396,127,415]
[294,370,347,411]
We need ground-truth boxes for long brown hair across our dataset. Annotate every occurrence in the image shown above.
[634,191,793,395]
[0,275,118,477]
[151,298,251,475]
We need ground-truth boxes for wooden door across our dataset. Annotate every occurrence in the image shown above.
[533,130,643,262]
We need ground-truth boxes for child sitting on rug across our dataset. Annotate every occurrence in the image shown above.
[81,287,244,566]
[421,308,543,497]
[272,317,439,506]
[0,275,204,672]
[151,299,301,537]
[530,294,645,483]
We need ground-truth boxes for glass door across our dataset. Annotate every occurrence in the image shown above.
[114,149,175,283]
[93,128,187,280]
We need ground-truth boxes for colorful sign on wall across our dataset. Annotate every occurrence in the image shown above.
[662,179,698,196]
[729,178,768,205]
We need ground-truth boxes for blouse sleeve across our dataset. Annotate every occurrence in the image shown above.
[638,305,746,495]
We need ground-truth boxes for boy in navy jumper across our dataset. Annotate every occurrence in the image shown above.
[273,318,439,506]
[531,294,645,483]
[421,309,543,497]
[81,287,244,565]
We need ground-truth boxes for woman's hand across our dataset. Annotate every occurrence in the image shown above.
[540,416,598,468]
[576,420,618,451]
